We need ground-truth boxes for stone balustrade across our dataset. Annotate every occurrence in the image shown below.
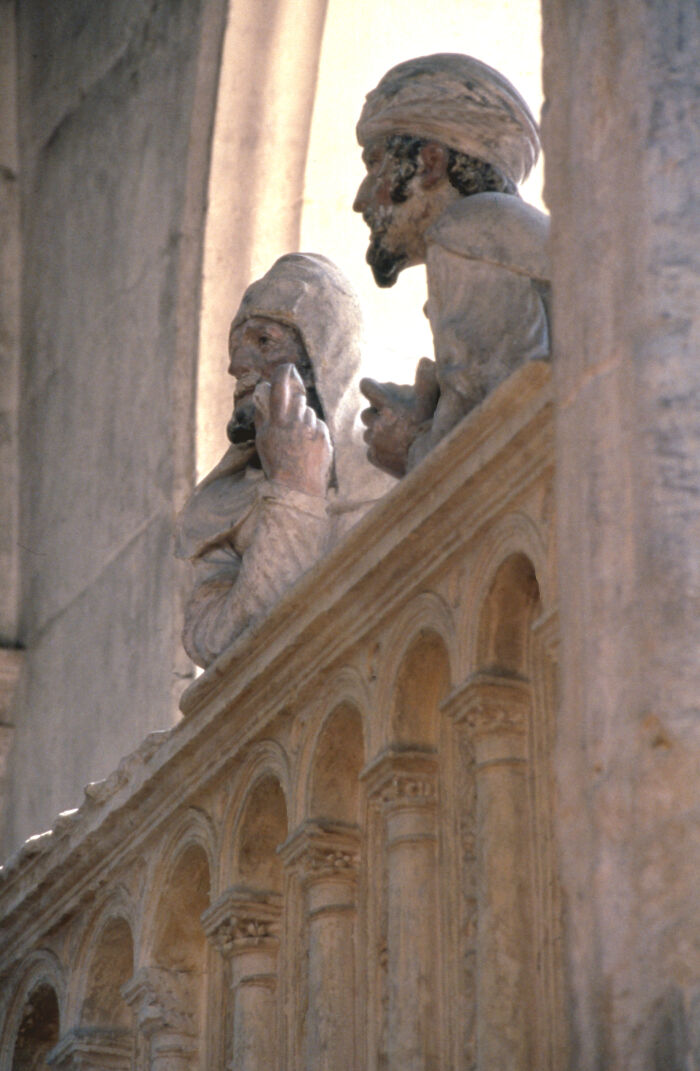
[0,363,564,1070]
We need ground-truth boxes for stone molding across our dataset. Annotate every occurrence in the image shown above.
[360,747,439,809]
[532,607,559,660]
[121,966,197,1039]
[46,1027,133,1071]
[201,886,282,958]
[279,820,361,882]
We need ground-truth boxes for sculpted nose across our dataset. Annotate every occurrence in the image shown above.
[228,345,255,379]
[353,176,370,214]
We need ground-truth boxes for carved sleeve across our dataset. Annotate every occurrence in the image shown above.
[182,480,330,668]
[424,247,550,446]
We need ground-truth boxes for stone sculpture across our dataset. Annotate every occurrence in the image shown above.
[176,253,387,668]
[354,53,551,477]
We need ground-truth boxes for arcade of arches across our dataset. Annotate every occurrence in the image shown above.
[0,365,564,1068]
[1,0,699,1067]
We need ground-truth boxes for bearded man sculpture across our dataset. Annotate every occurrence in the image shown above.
[354,54,550,477]
[176,253,387,668]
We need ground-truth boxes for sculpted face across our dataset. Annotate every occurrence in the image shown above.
[227,316,306,445]
[353,136,451,288]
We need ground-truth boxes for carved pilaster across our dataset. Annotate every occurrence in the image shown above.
[121,967,198,1071]
[532,607,559,661]
[280,822,360,1071]
[443,673,534,1071]
[201,888,282,1071]
[361,749,440,1071]
[47,1028,133,1071]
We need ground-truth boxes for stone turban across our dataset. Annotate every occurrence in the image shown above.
[356,53,540,187]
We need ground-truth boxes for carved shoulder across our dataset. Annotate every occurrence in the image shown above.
[426,193,550,282]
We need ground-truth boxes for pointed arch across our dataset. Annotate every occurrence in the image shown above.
[461,510,548,678]
[0,951,64,1071]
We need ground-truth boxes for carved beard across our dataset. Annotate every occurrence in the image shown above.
[226,397,257,446]
[366,231,407,288]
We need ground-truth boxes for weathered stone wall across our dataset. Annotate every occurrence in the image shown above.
[4,0,214,855]
[0,0,20,650]
[542,2,700,1067]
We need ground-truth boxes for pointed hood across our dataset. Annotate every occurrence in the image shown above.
[230,253,375,498]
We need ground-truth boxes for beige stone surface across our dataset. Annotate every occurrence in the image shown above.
[2,0,221,855]
[542,1,700,1067]
[0,365,564,1069]
[0,0,20,649]
[0,0,546,864]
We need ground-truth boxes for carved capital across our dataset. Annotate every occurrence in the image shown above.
[279,821,360,883]
[121,967,196,1039]
[360,748,439,809]
[47,1029,132,1071]
[201,887,282,959]
[442,673,530,735]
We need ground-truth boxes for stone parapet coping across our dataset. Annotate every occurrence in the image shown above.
[0,361,552,973]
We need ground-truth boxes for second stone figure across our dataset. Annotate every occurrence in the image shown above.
[175,253,390,668]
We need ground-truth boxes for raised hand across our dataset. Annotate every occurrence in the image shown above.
[254,364,333,497]
[360,357,440,477]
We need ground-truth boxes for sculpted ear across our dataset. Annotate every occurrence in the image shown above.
[419,142,450,188]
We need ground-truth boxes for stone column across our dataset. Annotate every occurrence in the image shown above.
[280,821,360,1071]
[361,749,440,1071]
[121,967,198,1071]
[201,887,282,1071]
[542,2,700,1066]
[47,1028,132,1070]
[443,673,533,1071]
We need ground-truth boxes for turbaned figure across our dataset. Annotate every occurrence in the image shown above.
[354,54,551,477]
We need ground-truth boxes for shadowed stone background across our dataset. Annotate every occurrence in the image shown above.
[3,0,211,854]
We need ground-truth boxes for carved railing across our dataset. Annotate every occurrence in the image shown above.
[0,363,565,1071]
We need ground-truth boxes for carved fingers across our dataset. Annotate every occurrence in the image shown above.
[359,359,439,478]
[254,364,332,496]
